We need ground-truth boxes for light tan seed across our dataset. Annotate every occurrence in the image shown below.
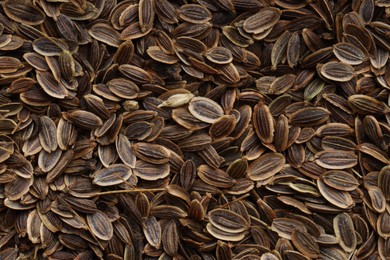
[26,209,41,244]
[143,216,161,248]
[4,176,33,201]
[367,186,386,213]
[36,71,68,99]
[116,134,136,168]
[57,117,77,150]
[146,46,179,64]
[38,149,62,172]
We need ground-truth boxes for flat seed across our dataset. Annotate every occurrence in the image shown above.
[3,0,45,25]
[62,110,103,130]
[291,229,320,258]
[315,150,357,170]
[39,116,58,153]
[319,61,355,82]
[132,142,170,164]
[87,211,113,241]
[92,164,132,186]
[247,153,285,181]
[321,170,359,191]
[334,213,357,252]
[333,42,366,65]
[209,208,249,233]
[317,178,354,209]
[178,4,212,24]
[289,107,330,127]
[253,102,274,144]
[243,7,281,34]
[188,97,224,124]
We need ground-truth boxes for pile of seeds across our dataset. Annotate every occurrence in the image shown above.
[0,0,389,259]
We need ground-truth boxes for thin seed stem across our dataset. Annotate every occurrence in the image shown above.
[93,188,166,196]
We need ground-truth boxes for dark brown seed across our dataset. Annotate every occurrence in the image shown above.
[317,178,354,209]
[291,229,320,258]
[188,97,224,124]
[319,61,355,82]
[247,153,285,181]
[92,164,133,186]
[132,142,170,164]
[178,4,212,24]
[334,213,357,252]
[243,7,282,34]
[348,95,390,115]
[63,110,103,130]
[289,107,330,126]
[209,208,249,233]
[3,0,45,25]
[253,102,274,144]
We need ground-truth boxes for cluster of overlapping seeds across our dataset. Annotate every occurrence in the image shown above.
[0,0,389,259]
